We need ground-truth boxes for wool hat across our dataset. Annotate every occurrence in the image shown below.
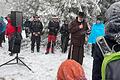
[105,1,120,43]
[57,59,86,80]
[33,15,39,18]
[78,12,85,17]
[52,15,59,19]
[105,1,120,34]
[96,15,103,21]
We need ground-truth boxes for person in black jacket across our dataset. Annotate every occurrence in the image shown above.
[92,2,120,80]
[24,18,32,38]
[60,20,69,53]
[30,15,43,53]
[92,36,117,80]
[45,15,60,54]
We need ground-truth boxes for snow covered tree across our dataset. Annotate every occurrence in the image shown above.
[98,0,120,16]
[1,0,119,24]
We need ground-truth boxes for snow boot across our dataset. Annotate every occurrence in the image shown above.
[45,51,49,54]
[31,50,34,53]
[9,52,14,56]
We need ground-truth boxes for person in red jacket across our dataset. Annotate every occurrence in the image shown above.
[5,14,22,56]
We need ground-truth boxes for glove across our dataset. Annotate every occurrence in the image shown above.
[38,32,40,34]
[33,32,35,35]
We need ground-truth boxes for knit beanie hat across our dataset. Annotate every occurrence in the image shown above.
[78,12,85,17]
[105,1,120,43]
[57,59,86,80]
[96,15,103,21]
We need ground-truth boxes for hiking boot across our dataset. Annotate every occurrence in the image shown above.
[37,49,40,52]
[51,48,54,54]
[31,50,34,53]
[9,52,14,56]
[61,50,64,53]
[0,44,2,47]
[51,51,54,54]
[45,52,49,54]
[37,51,39,52]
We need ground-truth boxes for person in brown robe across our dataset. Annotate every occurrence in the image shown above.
[68,12,89,65]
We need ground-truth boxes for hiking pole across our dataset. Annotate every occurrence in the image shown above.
[96,36,114,56]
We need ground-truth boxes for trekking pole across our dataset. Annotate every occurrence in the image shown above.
[96,36,113,56]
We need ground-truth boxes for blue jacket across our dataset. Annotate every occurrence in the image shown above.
[88,22,105,44]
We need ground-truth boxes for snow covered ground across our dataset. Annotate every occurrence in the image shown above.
[0,32,93,80]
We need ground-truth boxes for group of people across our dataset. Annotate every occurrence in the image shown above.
[58,2,120,79]
[23,12,105,80]
[24,15,70,54]
[0,12,106,80]
[1,1,120,79]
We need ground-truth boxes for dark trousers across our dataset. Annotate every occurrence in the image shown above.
[3,32,5,42]
[31,35,41,52]
[8,39,13,52]
[92,44,103,80]
[0,36,2,47]
[25,29,30,38]
[92,57,102,80]
[8,37,21,53]
[61,35,69,53]
[0,32,5,47]
[46,42,55,53]
[68,44,84,65]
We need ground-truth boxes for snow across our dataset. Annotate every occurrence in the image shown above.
[0,32,93,80]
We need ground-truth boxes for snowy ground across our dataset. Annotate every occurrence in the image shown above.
[0,32,93,80]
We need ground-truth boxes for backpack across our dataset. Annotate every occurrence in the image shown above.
[97,36,120,80]
[102,52,120,80]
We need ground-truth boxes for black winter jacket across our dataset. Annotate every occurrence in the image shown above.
[24,20,32,28]
[48,21,60,36]
[60,24,69,36]
[30,20,43,33]
[92,36,120,80]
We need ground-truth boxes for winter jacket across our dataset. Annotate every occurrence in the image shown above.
[68,17,88,46]
[30,20,43,34]
[48,20,60,36]
[24,20,32,28]
[88,22,105,44]
[92,36,119,80]
[5,19,21,39]
[92,2,120,80]
[60,24,69,36]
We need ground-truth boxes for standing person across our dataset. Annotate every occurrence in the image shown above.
[24,18,32,38]
[88,15,105,56]
[68,12,89,65]
[45,15,60,54]
[5,14,22,56]
[60,20,69,53]
[0,16,6,47]
[88,15,105,45]
[30,15,43,53]
[92,2,120,80]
